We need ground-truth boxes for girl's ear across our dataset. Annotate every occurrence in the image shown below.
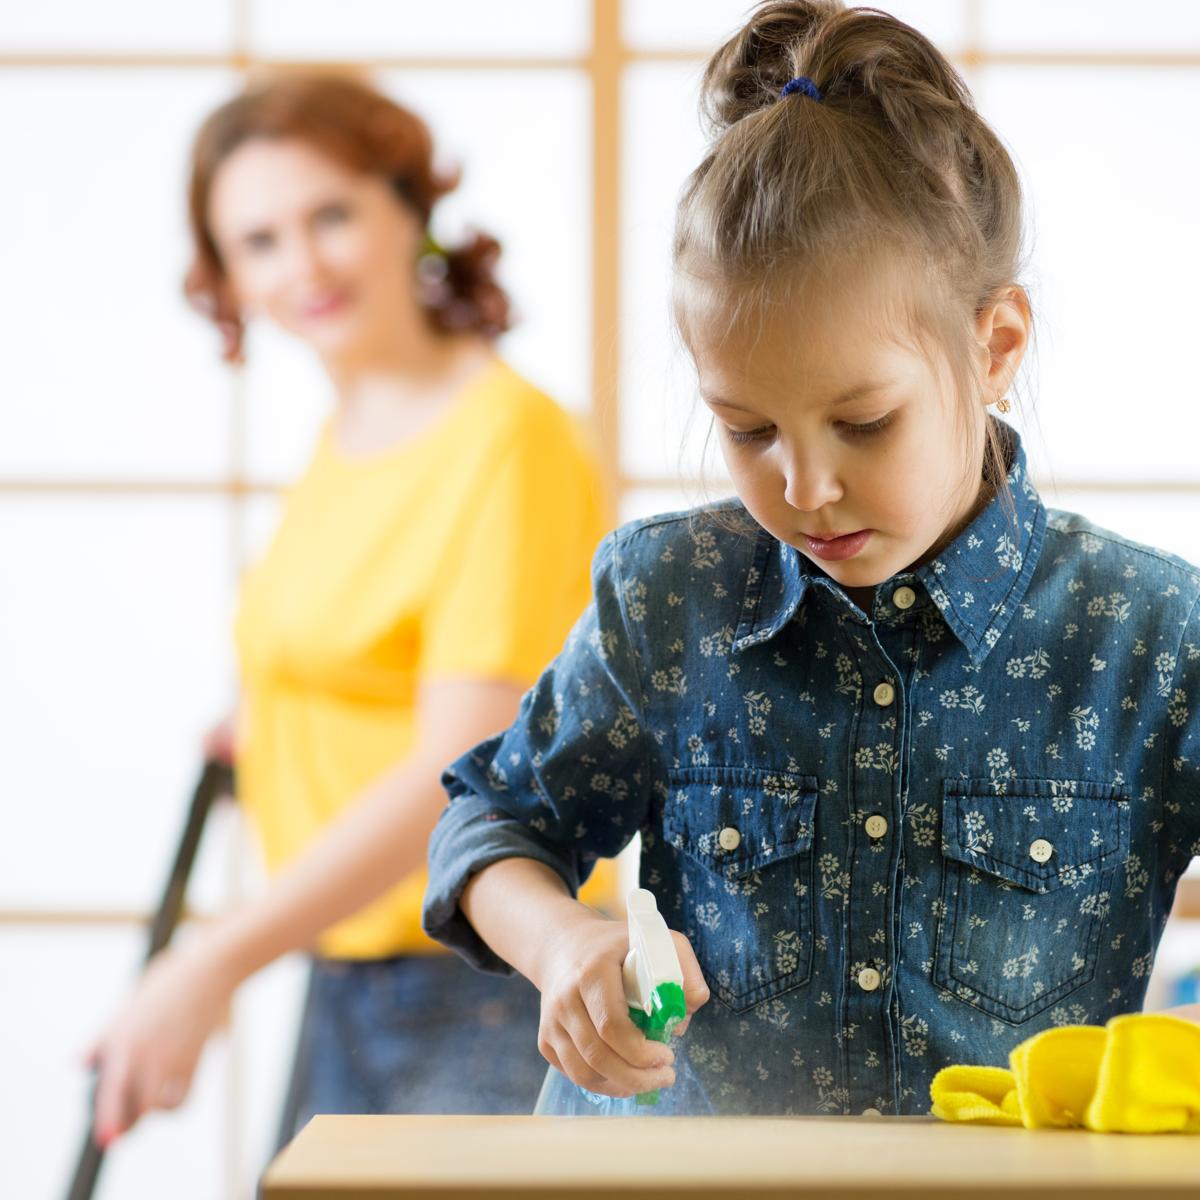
[975,286,1030,403]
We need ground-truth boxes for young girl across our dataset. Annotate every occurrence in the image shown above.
[422,1,1200,1116]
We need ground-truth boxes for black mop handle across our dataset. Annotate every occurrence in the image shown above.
[65,759,234,1200]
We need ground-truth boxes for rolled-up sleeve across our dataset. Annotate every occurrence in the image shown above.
[422,530,654,973]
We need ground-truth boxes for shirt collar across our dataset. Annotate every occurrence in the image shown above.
[732,421,1048,666]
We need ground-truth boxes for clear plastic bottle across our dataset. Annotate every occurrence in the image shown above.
[532,1042,716,1117]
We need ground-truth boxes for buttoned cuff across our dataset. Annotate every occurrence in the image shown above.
[421,792,583,976]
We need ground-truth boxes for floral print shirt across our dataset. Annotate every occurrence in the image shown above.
[423,424,1200,1115]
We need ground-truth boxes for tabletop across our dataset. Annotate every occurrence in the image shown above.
[261,1114,1200,1199]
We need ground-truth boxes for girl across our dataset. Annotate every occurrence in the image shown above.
[88,72,613,1144]
[422,1,1200,1116]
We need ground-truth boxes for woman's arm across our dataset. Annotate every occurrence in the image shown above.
[90,675,525,1142]
[215,677,524,977]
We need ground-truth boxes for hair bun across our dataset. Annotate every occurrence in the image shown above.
[421,230,511,338]
[700,0,842,133]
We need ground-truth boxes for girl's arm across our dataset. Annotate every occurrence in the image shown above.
[459,857,709,1097]
[425,530,708,1097]
[89,675,524,1143]
[459,857,591,986]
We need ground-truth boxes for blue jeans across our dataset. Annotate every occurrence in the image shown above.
[279,953,546,1143]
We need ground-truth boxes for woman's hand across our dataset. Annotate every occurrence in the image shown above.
[86,936,238,1145]
[534,909,710,1098]
[201,711,237,766]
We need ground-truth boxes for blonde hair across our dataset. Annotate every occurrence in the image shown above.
[673,1,1035,520]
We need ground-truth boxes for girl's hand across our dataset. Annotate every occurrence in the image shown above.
[535,910,710,1098]
[86,936,237,1145]
[1166,1002,1200,1024]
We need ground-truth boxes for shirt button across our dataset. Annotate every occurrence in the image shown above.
[718,826,742,852]
[892,586,916,610]
[864,814,888,839]
[1029,838,1054,864]
[861,1107,883,1118]
[872,682,895,707]
[857,966,882,992]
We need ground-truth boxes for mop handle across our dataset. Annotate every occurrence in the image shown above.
[65,759,234,1200]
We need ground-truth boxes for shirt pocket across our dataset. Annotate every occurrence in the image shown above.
[662,766,818,1015]
[933,778,1131,1024]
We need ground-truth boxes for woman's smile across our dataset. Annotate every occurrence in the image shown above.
[299,288,353,321]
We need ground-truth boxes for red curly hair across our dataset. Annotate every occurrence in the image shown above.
[184,70,513,363]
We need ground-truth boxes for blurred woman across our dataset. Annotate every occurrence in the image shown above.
[87,71,612,1145]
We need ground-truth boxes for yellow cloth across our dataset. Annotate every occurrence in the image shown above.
[930,1013,1200,1133]
[235,357,615,958]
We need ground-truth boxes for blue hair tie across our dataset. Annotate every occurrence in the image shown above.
[780,76,822,102]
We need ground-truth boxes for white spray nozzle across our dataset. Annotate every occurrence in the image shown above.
[622,888,685,1014]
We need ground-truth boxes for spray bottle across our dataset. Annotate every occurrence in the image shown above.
[623,887,687,1105]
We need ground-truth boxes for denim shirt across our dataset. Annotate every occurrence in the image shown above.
[423,424,1200,1116]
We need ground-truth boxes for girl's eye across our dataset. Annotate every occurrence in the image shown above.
[723,412,894,445]
[725,424,776,446]
[839,413,893,437]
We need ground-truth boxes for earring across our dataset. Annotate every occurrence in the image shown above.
[995,395,1011,414]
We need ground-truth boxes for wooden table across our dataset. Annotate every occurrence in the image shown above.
[261,1114,1200,1199]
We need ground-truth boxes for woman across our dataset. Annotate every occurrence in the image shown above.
[87,71,612,1145]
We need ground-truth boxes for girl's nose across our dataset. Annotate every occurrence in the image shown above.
[783,456,843,512]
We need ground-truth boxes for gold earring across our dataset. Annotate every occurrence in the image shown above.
[996,395,1011,414]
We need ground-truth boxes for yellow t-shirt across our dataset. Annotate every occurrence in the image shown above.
[234,357,614,958]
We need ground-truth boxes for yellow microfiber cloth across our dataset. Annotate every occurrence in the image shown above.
[929,1013,1200,1132]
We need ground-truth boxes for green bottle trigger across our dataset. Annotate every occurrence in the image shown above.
[622,887,687,1106]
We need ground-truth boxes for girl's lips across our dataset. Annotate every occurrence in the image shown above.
[803,529,872,561]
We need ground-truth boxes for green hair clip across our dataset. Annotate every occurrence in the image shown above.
[421,229,447,259]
